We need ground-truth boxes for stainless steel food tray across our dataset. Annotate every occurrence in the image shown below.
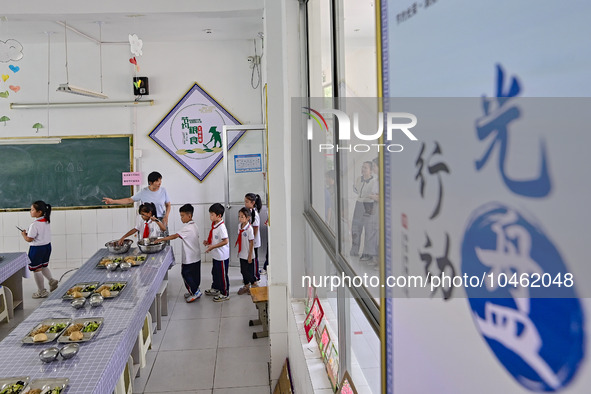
[21,318,72,345]
[94,281,127,299]
[57,317,104,343]
[0,377,29,394]
[61,282,100,300]
[23,378,69,394]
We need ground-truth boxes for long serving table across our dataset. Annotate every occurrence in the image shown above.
[0,246,174,394]
[0,252,30,318]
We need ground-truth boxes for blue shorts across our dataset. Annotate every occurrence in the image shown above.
[28,243,52,271]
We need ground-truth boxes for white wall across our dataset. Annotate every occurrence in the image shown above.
[0,35,262,267]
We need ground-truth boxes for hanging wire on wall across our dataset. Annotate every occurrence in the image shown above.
[251,37,262,89]
[98,21,104,94]
[46,31,51,136]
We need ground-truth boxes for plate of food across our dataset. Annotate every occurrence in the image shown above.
[57,318,104,343]
[122,254,147,266]
[22,378,69,394]
[61,282,100,300]
[96,255,122,269]
[21,319,72,344]
[94,282,127,298]
[0,377,29,394]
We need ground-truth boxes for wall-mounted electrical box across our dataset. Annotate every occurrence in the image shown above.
[133,77,149,95]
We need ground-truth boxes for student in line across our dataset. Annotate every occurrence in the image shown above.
[21,200,58,298]
[203,203,230,302]
[244,193,262,279]
[236,207,255,295]
[155,204,202,302]
[118,202,166,245]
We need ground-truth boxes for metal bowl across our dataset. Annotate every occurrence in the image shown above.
[119,261,132,271]
[71,297,86,309]
[39,347,60,363]
[137,238,165,254]
[89,294,104,307]
[106,262,119,271]
[105,239,133,254]
[59,343,80,359]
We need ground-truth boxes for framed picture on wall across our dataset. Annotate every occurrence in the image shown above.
[326,342,339,391]
[305,284,316,314]
[316,323,330,363]
[338,371,358,394]
[304,296,324,343]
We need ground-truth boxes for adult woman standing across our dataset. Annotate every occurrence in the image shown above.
[102,171,171,226]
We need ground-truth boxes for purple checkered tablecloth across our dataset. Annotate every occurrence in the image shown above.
[0,252,30,283]
[0,246,174,394]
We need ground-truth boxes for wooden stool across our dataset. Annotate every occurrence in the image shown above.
[249,286,269,339]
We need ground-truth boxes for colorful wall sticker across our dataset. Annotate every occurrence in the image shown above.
[0,39,24,62]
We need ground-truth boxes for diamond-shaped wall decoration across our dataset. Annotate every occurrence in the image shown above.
[149,82,244,182]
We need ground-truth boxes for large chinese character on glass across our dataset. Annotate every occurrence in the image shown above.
[475,65,551,197]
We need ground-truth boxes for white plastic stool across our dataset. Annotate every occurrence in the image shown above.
[0,286,9,324]
[113,355,134,394]
[155,280,168,330]
[137,312,153,369]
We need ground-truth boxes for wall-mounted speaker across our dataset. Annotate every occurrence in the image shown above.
[133,77,149,95]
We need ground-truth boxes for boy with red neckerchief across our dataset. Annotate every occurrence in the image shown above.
[203,203,230,301]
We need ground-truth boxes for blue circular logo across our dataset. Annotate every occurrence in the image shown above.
[462,203,584,391]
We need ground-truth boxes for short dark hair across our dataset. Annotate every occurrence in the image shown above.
[238,207,250,218]
[179,204,194,215]
[139,202,157,216]
[209,203,225,217]
[148,171,162,184]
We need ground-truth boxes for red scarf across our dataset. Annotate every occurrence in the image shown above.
[208,220,224,244]
[143,222,150,239]
[235,223,250,253]
[37,218,48,222]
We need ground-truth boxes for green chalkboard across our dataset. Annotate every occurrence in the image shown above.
[0,136,133,210]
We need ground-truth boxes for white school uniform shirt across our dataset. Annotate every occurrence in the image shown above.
[209,221,230,261]
[27,217,51,246]
[251,209,261,248]
[237,222,255,260]
[177,221,201,265]
[134,217,161,240]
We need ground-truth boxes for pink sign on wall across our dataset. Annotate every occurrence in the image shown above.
[122,172,142,185]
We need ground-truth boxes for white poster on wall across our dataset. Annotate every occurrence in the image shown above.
[382,1,591,393]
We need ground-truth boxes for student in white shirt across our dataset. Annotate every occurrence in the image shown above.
[155,204,202,302]
[203,203,230,301]
[236,207,255,295]
[20,200,58,298]
[118,203,166,245]
[244,193,262,280]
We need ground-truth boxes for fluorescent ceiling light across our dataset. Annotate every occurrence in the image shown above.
[0,138,62,145]
[57,83,108,99]
[11,100,154,109]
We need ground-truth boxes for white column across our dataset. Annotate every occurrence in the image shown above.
[264,0,305,389]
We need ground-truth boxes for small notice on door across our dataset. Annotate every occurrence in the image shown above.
[234,154,262,173]
[122,172,142,185]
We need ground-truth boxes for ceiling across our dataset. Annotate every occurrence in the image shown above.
[0,2,265,44]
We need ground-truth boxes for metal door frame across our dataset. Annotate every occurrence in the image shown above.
[222,124,267,208]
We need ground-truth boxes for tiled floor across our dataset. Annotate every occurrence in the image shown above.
[0,262,271,394]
